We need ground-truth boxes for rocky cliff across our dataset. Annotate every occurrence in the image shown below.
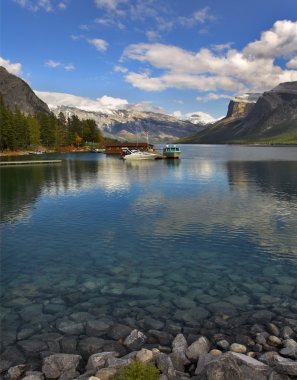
[0,66,50,115]
[181,82,297,144]
[226,100,255,119]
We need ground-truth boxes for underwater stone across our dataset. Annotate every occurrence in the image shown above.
[267,335,282,347]
[107,324,132,340]
[17,340,48,355]
[141,317,164,330]
[86,320,111,337]
[78,337,105,358]
[251,310,275,323]
[60,337,78,354]
[281,326,294,339]
[56,320,85,336]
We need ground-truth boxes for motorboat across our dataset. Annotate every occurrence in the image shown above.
[28,151,45,155]
[163,145,181,159]
[90,148,105,153]
[122,148,159,160]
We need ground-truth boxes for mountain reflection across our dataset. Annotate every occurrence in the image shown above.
[1,153,297,260]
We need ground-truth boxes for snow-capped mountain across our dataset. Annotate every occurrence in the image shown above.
[35,91,207,142]
[184,111,219,125]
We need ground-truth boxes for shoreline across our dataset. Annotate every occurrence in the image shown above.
[1,316,297,379]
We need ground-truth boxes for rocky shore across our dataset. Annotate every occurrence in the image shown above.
[1,315,297,380]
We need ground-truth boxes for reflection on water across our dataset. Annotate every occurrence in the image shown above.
[1,145,297,359]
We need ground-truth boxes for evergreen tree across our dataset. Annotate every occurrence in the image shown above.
[27,115,41,147]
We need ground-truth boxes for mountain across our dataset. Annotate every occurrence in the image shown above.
[180,82,297,144]
[50,105,203,143]
[0,66,50,115]
[184,111,218,125]
[36,91,206,143]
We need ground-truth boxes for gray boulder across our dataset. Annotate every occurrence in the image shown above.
[123,329,147,351]
[155,352,176,378]
[7,364,26,380]
[86,351,119,370]
[274,355,297,376]
[21,371,44,380]
[170,334,190,371]
[197,352,269,380]
[42,354,81,379]
[186,336,210,362]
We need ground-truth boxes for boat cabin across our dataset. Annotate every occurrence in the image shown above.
[104,142,154,154]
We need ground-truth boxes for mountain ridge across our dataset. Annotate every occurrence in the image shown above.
[180,82,297,144]
[0,66,50,115]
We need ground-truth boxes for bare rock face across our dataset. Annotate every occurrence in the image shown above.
[226,100,255,120]
[0,66,50,115]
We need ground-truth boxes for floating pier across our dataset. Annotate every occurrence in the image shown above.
[0,160,62,166]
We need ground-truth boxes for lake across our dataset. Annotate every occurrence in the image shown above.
[1,144,297,365]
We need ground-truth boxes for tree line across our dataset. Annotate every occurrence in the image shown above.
[0,96,104,151]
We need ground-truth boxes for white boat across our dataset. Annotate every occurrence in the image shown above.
[28,151,45,155]
[163,145,181,159]
[122,149,158,160]
[90,148,105,153]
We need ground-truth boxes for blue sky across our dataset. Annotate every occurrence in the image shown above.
[1,0,297,118]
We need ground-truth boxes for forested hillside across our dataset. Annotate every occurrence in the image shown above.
[0,96,103,151]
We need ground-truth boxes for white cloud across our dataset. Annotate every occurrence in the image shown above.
[64,63,75,71]
[94,0,126,12]
[287,57,297,69]
[13,0,64,12]
[88,38,108,52]
[58,2,67,9]
[45,60,75,71]
[114,65,128,73]
[193,7,215,24]
[146,30,160,42]
[179,6,215,28]
[45,59,61,68]
[196,93,233,102]
[122,20,297,93]
[35,91,128,112]
[95,17,125,29]
[243,20,297,59]
[0,57,22,75]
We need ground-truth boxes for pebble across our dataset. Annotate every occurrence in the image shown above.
[230,343,247,354]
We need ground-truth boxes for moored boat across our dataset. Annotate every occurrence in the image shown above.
[122,148,159,160]
[163,145,181,159]
[90,148,105,153]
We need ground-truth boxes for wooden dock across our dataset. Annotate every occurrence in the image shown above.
[0,160,62,166]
